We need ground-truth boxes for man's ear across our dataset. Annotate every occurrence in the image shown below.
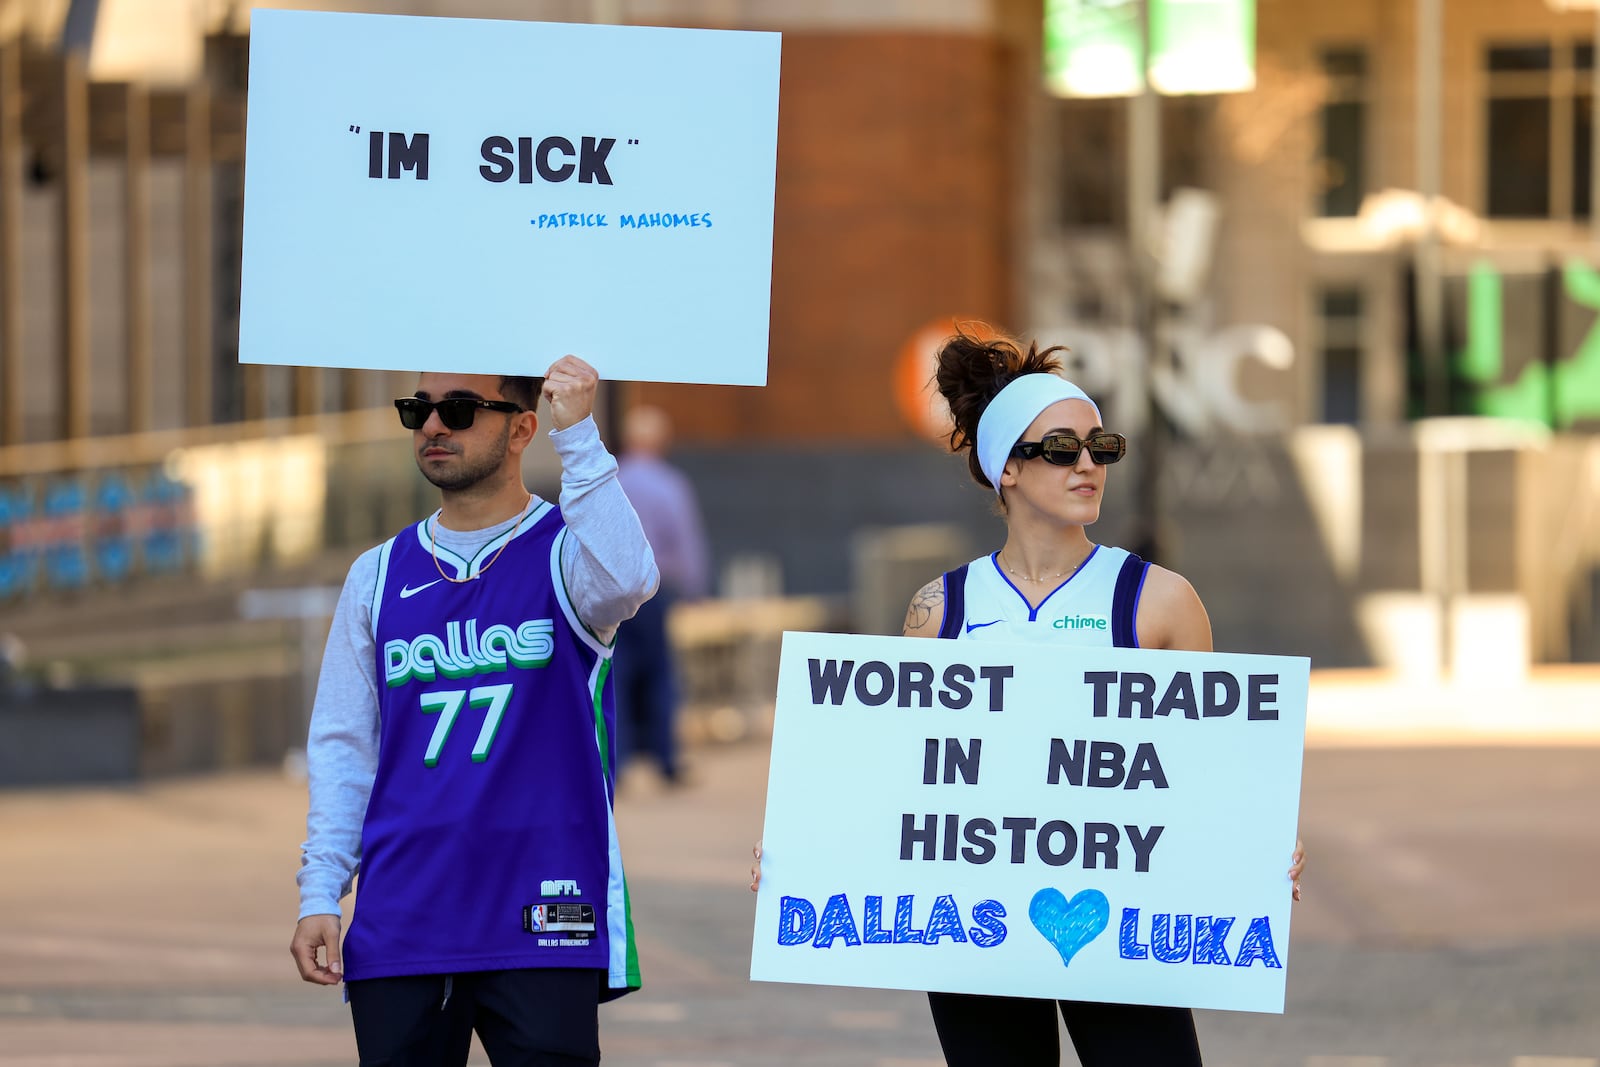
[507,410,538,457]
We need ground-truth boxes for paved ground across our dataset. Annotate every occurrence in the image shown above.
[3,671,1600,1066]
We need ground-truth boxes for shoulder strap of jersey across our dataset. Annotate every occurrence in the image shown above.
[936,564,970,641]
[1111,551,1150,648]
[369,535,399,641]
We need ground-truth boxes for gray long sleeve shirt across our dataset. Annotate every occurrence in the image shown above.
[296,415,658,919]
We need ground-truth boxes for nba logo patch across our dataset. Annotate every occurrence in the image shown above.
[522,901,597,938]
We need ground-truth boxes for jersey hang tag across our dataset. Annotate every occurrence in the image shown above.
[524,902,597,936]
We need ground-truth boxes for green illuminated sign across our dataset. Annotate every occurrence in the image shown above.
[1459,258,1600,427]
[1150,0,1255,94]
[1043,0,1256,98]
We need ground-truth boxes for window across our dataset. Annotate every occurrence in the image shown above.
[1057,100,1123,227]
[1484,40,1593,219]
[1054,96,1211,228]
[1318,288,1363,424]
[1318,47,1368,217]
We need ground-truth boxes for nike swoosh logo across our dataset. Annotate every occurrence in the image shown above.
[965,619,1002,633]
[399,579,443,599]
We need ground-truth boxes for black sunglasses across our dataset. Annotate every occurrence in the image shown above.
[1011,431,1127,466]
[395,396,525,431]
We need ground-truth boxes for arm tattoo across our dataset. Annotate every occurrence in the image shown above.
[903,581,945,635]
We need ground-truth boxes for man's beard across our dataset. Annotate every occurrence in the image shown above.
[418,420,512,492]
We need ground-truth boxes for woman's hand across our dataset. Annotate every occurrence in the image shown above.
[749,840,762,892]
[1288,837,1306,901]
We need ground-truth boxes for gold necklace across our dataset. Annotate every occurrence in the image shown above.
[998,548,1090,584]
[430,498,532,584]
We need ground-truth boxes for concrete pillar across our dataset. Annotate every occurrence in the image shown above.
[0,39,22,445]
[183,80,212,427]
[59,52,91,440]
[340,368,364,412]
[293,364,321,418]
[124,82,152,434]
[1414,0,1445,417]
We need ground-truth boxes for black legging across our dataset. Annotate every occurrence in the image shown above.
[927,991,1202,1066]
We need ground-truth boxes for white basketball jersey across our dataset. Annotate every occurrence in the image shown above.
[941,546,1148,648]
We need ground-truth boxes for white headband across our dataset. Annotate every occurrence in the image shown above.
[975,374,1102,493]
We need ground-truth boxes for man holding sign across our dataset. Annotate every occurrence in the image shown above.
[243,9,781,1063]
[291,358,657,1066]
[752,327,1305,1066]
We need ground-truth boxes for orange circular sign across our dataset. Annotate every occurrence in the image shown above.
[893,318,1002,442]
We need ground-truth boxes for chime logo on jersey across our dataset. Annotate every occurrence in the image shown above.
[384,617,556,687]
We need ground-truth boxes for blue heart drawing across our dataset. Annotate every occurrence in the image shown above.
[1029,887,1110,967]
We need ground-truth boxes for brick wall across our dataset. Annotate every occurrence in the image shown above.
[633,32,1018,444]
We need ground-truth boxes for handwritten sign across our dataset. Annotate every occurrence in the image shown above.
[240,10,780,384]
[750,632,1309,1014]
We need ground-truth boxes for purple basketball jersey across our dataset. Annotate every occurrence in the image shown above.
[342,500,639,995]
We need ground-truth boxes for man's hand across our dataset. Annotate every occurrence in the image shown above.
[543,355,599,432]
[290,914,344,985]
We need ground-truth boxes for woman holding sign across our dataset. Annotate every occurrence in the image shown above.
[753,326,1304,1066]
[912,327,1302,1065]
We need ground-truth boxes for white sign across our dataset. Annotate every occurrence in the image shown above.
[751,632,1308,1014]
[240,10,781,385]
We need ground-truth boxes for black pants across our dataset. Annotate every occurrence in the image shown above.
[347,968,603,1067]
[927,991,1202,1067]
[612,591,680,780]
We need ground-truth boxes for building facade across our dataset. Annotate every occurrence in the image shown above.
[2,0,1598,672]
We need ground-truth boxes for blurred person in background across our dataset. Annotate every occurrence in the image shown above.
[0,633,24,692]
[753,327,1303,1066]
[290,357,658,1067]
[613,404,710,786]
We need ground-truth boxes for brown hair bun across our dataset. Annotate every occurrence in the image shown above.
[934,323,1067,489]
